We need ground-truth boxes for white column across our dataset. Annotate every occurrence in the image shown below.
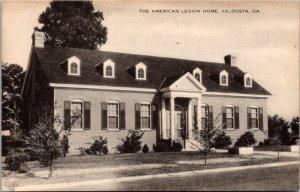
[187,99,193,139]
[197,97,201,130]
[170,97,175,142]
[161,98,166,139]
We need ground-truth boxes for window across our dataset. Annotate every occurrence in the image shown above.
[250,107,259,128]
[67,56,80,76]
[136,62,147,80]
[103,59,115,78]
[201,105,209,129]
[141,104,151,129]
[105,66,113,77]
[221,75,227,84]
[138,68,145,79]
[246,77,251,86]
[70,62,78,74]
[226,106,234,128]
[108,102,119,129]
[244,73,252,87]
[219,70,228,86]
[192,68,202,84]
[195,73,201,82]
[71,100,84,129]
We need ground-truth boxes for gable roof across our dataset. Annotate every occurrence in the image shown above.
[32,46,271,95]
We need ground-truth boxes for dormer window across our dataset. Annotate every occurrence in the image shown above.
[67,56,80,76]
[103,59,115,78]
[244,73,252,87]
[219,70,228,86]
[70,62,78,74]
[138,68,145,79]
[195,73,201,82]
[106,66,113,77]
[136,62,147,80]
[192,67,202,84]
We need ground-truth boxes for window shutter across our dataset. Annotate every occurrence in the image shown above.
[208,105,213,126]
[259,107,263,130]
[135,103,141,130]
[234,106,239,129]
[119,103,126,130]
[222,106,226,130]
[194,105,198,129]
[247,107,251,129]
[151,104,158,130]
[101,102,107,130]
[64,101,71,130]
[84,102,91,130]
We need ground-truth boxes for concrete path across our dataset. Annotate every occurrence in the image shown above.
[9,160,299,191]
[254,151,299,158]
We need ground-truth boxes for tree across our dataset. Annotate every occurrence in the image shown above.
[2,63,25,134]
[24,104,68,178]
[268,115,294,145]
[194,114,221,167]
[290,116,299,139]
[37,1,107,50]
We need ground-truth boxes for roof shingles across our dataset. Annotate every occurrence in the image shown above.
[33,46,271,95]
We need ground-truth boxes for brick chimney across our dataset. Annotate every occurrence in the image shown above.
[32,30,45,48]
[224,54,236,67]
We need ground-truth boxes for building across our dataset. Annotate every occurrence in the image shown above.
[22,31,271,154]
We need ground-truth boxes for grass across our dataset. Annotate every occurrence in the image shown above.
[3,151,298,189]
[26,151,236,170]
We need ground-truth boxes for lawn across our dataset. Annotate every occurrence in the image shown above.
[3,151,298,189]
[26,151,235,170]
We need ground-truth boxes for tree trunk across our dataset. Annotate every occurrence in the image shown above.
[48,159,53,178]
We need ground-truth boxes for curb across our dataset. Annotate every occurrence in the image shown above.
[14,160,299,191]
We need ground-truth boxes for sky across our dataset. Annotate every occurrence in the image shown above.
[2,0,299,121]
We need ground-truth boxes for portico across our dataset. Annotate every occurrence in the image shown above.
[159,72,207,145]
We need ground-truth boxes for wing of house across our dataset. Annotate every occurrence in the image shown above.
[22,31,271,154]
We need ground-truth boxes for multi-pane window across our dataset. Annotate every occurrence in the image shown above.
[246,77,251,86]
[201,105,209,129]
[226,106,234,128]
[195,73,201,82]
[250,107,259,128]
[70,62,78,75]
[138,68,145,79]
[108,102,119,129]
[105,66,113,77]
[221,75,227,85]
[141,104,151,129]
[71,101,83,129]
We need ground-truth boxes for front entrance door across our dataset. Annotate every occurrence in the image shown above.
[175,111,186,139]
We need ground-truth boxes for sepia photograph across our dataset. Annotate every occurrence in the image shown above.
[1,0,299,191]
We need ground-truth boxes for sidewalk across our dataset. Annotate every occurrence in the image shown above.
[254,151,299,158]
[8,160,299,191]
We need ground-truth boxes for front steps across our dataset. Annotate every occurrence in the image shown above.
[182,139,201,151]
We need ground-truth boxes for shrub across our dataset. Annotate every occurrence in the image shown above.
[213,131,232,149]
[234,131,256,147]
[118,130,144,153]
[258,141,264,147]
[153,143,169,152]
[5,151,28,172]
[264,138,278,146]
[142,144,149,153]
[88,136,108,155]
[171,141,183,152]
[60,135,69,157]
[102,146,109,155]
[153,139,172,152]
